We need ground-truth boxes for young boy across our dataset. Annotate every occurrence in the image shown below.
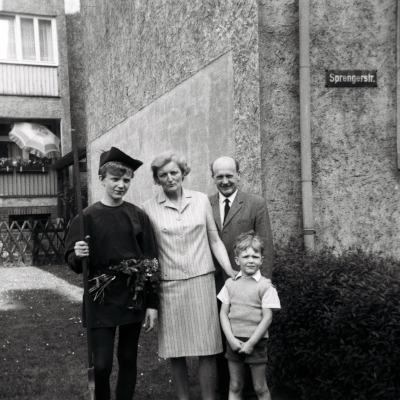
[217,232,281,400]
[64,147,159,400]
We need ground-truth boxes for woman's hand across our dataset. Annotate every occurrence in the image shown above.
[74,235,90,259]
[143,308,158,333]
[229,270,238,280]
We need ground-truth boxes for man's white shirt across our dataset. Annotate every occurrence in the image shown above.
[218,189,238,226]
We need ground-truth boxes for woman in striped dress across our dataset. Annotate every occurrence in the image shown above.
[142,152,236,400]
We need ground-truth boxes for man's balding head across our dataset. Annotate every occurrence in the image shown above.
[210,157,239,176]
[211,156,240,197]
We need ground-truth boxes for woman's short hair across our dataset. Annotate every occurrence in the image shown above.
[151,151,191,184]
[234,231,265,256]
[98,161,134,179]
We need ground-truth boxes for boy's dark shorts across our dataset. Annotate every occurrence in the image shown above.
[225,337,268,364]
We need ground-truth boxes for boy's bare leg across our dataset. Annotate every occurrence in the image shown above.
[228,360,245,400]
[170,357,189,400]
[198,355,217,400]
[249,364,271,400]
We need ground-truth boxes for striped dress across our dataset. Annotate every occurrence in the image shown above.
[142,188,223,357]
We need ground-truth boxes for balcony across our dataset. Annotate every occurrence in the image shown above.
[0,167,57,197]
[0,63,58,97]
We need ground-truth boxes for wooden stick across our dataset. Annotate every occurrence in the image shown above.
[70,129,95,400]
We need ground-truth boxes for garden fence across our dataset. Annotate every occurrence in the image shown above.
[0,219,70,266]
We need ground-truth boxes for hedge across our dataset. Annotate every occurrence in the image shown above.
[268,241,400,400]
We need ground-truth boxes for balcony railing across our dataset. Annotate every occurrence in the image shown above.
[0,63,58,97]
[0,167,58,197]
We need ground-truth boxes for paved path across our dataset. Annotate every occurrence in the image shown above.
[1,266,83,311]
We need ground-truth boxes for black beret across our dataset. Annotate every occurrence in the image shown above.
[99,147,143,171]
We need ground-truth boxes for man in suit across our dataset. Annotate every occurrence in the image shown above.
[209,156,274,400]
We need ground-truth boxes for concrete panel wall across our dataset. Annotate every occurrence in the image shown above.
[90,52,235,205]
[259,0,400,258]
[0,0,63,15]
[80,0,262,197]
[0,97,63,118]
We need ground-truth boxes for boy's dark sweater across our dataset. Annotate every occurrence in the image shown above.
[64,201,159,327]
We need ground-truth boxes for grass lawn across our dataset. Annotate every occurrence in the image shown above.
[0,264,299,400]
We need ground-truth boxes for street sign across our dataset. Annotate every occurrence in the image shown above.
[325,70,377,87]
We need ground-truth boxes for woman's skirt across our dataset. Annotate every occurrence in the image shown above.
[158,272,223,358]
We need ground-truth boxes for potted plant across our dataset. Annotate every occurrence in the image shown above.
[16,157,51,172]
[0,157,15,172]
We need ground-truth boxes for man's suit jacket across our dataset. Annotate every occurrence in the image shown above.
[209,190,274,293]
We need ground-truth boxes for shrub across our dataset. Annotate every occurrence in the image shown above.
[58,183,88,220]
[268,240,400,400]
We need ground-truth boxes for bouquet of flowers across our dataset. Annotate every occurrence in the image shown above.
[89,257,160,310]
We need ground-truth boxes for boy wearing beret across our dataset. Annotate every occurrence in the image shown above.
[65,147,159,400]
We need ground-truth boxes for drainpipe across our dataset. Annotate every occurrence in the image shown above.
[397,0,400,170]
[299,0,315,250]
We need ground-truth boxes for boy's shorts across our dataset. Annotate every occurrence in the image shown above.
[225,337,268,364]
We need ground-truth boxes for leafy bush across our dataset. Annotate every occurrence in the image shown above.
[268,240,400,400]
[58,183,88,220]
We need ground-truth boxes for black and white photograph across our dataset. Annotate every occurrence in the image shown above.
[0,1,399,399]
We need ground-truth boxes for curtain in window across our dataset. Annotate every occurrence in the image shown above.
[39,20,54,62]
[0,16,17,60]
[21,18,36,61]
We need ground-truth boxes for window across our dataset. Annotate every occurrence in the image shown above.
[0,124,11,158]
[9,214,51,229]
[0,142,10,158]
[0,14,57,65]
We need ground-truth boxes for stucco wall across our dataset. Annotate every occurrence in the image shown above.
[75,0,400,258]
[80,0,262,200]
[260,0,400,258]
[90,52,235,205]
[66,10,87,150]
[259,0,302,244]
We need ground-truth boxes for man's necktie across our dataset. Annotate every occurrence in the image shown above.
[223,198,230,225]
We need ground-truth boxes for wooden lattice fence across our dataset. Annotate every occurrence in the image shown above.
[0,219,70,266]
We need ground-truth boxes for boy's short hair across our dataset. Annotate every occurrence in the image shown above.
[234,231,264,256]
[98,161,134,179]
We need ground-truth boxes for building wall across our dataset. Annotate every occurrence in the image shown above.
[0,0,63,16]
[74,0,400,258]
[80,0,263,203]
[0,0,72,154]
[90,52,235,205]
[0,204,58,224]
[258,0,302,244]
[259,0,400,257]
[0,0,72,230]
[65,7,87,150]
